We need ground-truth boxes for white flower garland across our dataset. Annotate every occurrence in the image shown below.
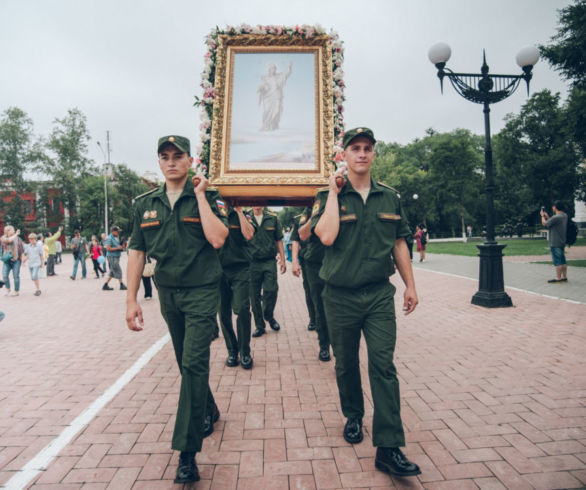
[194,24,345,175]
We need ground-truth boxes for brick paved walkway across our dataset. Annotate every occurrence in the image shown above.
[0,254,584,489]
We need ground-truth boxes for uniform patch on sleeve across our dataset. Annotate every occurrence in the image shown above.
[378,213,401,221]
[311,200,321,216]
[340,214,357,222]
[182,217,201,223]
[140,220,161,229]
[216,200,227,216]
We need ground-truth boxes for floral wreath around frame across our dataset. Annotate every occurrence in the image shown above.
[194,24,345,177]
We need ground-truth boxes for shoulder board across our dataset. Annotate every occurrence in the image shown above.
[266,210,277,215]
[206,186,218,192]
[317,186,329,192]
[134,188,158,200]
[377,182,399,193]
[294,213,304,219]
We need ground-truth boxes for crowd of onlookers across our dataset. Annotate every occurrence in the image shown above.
[0,225,138,323]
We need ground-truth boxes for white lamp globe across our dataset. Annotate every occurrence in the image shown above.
[428,43,452,65]
[516,46,540,68]
[413,194,419,200]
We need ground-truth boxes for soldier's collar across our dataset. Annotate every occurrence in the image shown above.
[342,177,382,196]
[160,178,195,197]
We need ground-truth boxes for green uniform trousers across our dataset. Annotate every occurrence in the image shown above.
[300,259,316,326]
[220,265,252,357]
[322,280,405,448]
[304,261,330,351]
[158,284,218,453]
[249,259,278,329]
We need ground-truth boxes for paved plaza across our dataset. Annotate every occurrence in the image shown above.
[0,251,584,489]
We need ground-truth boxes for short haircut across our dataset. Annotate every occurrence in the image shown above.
[553,200,565,212]
[28,233,37,240]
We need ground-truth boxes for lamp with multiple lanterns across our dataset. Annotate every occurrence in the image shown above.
[428,43,540,308]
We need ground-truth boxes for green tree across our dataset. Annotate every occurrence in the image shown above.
[372,131,484,237]
[539,0,586,88]
[42,108,92,233]
[108,164,151,239]
[0,107,42,229]
[425,130,484,237]
[540,0,586,179]
[277,206,305,229]
[494,90,581,223]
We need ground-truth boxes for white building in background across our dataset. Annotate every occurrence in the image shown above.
[141,171,161,186]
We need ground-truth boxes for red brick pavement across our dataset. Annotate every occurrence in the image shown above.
[0,254,584,489]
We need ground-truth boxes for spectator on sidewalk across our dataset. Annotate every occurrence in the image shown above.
[89,236,105,278]
[70,230,89,280]
[55,238,62,264]
[414,224,426,263]
[541,200,569,283]
[23,232,45,296]
[1,225,24,297]
[100,233,108,273]
[102,226,127,290]
[45,226,63,276]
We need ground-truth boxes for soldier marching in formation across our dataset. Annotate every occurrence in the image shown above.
[126,129,421,483]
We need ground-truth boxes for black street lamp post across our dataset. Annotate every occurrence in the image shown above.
[428,43,540,308]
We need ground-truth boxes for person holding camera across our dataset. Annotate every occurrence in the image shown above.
[541,201,568,283]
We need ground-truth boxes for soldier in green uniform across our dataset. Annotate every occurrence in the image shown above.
[291,208,317,332]
[125,135,229,484]
[291,208,330,360]
[312,127,421,478]
[249,206,286,337]
[219,205,255,369]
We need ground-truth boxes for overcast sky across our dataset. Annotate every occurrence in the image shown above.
[0,0,572,178]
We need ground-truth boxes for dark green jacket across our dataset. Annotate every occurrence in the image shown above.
[249,209,283,261]
[311,179,410,288]
[129,179,228,288]
[292,207,324,265]
[219,208,253,269]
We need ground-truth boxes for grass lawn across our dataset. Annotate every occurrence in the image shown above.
[533,259,586,267]
[426,238,586,257]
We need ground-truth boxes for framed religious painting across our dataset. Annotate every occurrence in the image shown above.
[195,25,345,205]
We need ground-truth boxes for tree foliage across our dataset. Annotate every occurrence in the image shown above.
[372,130,484,237]
[42,108,92,232]
[539,0,586,89]
[540,0,586,162]
[0,107,43,229]
[494,90,582,222]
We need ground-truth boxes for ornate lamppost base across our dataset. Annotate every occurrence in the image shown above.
[471,243,513,308]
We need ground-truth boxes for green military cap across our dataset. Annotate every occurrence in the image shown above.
[342,127,376,149]
[157,135,190,155]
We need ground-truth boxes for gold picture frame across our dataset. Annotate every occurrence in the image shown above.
[208,33,335,204]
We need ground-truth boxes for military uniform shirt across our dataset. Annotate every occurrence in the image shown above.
[311,179,410,288]
[248,210,283,261]
[290,208,311,261]
[218,208,253,268]
[292,207,324,265]
[129,179,228,288]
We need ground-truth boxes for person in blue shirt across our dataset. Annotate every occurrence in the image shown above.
[102,226,127,291]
